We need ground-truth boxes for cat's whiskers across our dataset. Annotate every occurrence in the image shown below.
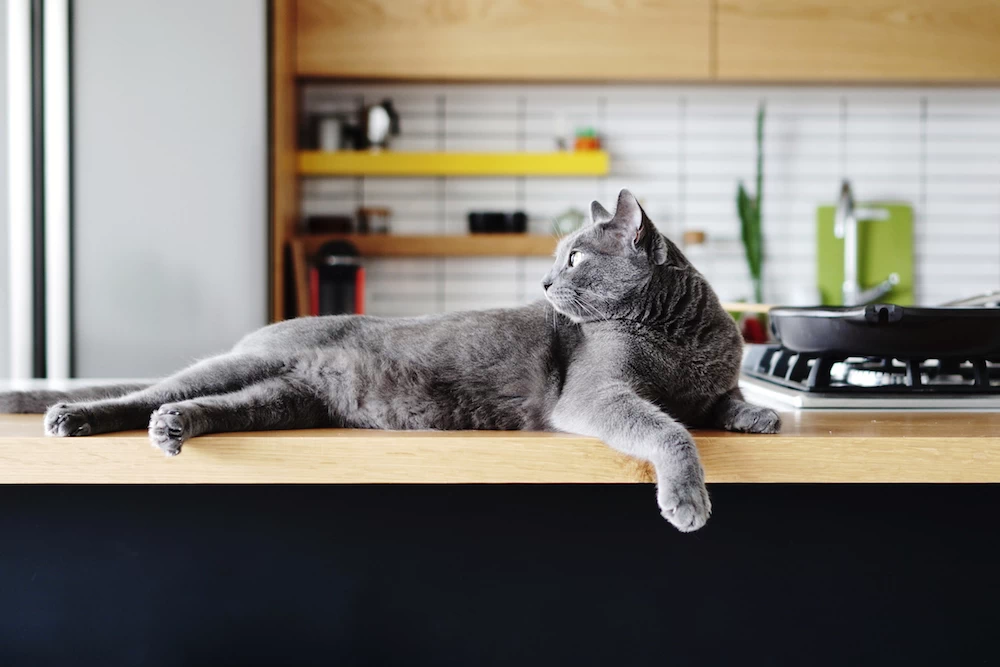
[544,293,561,331]
[571,294,604,322]
[573,292,609,321]
[577,287,610,302]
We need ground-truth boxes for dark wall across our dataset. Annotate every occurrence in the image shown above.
[1,484,996,666]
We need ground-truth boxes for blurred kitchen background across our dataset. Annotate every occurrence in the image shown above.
[301,83,998,313]
[2,0,999,379]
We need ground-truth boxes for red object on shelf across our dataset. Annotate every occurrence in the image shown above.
[741,314,768,343]
[354,267,365,315]
[309,268,320,316]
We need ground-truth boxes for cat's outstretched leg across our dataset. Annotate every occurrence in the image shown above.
[552,380,711,533]
[148,377,327,456]
[44,353,288,437]
[708,388,781,434]
[0,383,149,414]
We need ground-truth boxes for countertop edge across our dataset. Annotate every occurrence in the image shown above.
[1,412,999,484]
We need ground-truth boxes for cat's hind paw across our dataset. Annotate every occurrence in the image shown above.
[44,403,94,437]
[658,480,712,533]
[148,405,190,457]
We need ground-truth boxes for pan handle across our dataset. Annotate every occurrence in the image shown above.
[842,304,904,325]
[938,291,1000,307]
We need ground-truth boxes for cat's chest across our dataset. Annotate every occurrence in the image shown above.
[613,334,722,410]
[634,344,696,392]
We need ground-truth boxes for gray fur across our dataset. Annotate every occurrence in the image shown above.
[0,189,779,531]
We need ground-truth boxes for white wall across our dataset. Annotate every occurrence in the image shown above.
[0,0,9,378]
[302,83,1000,315]
[73,0,267,377]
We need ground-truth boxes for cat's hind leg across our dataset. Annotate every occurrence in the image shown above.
[0,383,149,414]
[45,353,288,437]
[148,376,328,456]
[708,388,781,434]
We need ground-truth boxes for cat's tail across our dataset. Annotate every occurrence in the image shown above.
[0,383,151,414]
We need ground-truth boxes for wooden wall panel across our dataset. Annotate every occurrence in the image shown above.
[295,0,712,80]
[717,0,1000,82]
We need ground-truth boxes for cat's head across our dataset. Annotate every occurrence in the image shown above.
[542,189,683,323]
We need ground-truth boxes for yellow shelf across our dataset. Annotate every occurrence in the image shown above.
[299,234,558,257]
[298,151,609,177]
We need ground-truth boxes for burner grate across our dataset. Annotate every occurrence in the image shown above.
[742,345,1000,395]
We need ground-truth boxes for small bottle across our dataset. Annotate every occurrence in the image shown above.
[317,116,343,151]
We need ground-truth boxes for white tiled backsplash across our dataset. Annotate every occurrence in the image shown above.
[301,83,1000,316]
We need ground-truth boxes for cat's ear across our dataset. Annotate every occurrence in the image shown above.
[606,189,668,265]
[590,200,613,224]
[612,189,643,232]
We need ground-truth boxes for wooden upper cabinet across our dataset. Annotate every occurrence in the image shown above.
[717,0,1000,81]
[295,0,712,80]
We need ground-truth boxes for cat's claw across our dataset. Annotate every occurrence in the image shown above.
[148,406,189,457]
[44,403,94,437]
[658,480,712,532]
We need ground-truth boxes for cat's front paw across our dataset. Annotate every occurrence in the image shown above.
[658,478,711,533]
[727,404,781,434]
[44,403,94,437]
[148,405,190,457]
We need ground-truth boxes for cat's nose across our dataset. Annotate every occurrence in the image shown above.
[542,280,552,292]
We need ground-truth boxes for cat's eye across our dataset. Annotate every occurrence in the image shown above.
[568,251,582,268]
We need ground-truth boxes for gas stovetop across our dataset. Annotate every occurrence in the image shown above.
[739,345,1000,410]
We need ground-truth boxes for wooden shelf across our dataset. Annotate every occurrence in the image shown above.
[298,151,609,177]
[299,234,558,257]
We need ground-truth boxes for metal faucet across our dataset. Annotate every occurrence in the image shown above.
[833,180,899,305]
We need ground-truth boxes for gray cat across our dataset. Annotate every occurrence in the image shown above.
[0,189,779,532]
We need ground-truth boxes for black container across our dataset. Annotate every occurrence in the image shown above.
[303,215,353,235]
[315,241,363,316]
[468,211,527,234]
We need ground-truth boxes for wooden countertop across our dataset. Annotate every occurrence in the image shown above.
[1,412,999,483]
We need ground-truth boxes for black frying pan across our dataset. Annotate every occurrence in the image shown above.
[768,304,1000,358]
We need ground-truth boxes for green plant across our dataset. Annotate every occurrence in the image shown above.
[737,104,765,304]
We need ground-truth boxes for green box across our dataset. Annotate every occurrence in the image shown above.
[817,203,914,306]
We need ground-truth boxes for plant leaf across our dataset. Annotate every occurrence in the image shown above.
[737,183,752,242]
[736,183,762,280]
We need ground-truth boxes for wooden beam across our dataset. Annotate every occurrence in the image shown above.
[290,238,310,317]
[269,0,299,322]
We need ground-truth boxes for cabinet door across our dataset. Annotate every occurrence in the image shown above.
[717,0,1000,81]
[296,0,711,80]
